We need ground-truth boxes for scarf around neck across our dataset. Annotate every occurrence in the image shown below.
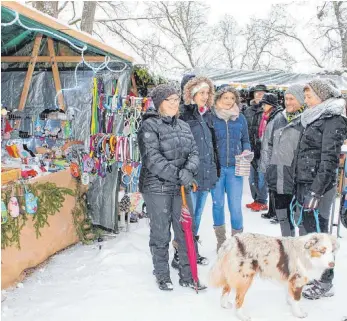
[301,98,346,128]
[258,110,271,139]
[198,105,208,115]
[214,103,240,121]
[286,105,306,123]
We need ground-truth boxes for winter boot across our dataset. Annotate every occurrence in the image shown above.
[156,276,174,291]
[179,278,207,291]
[232,228,243,236]
[171,240,179,270]
[214,225,226,252]
[195,235,209,265]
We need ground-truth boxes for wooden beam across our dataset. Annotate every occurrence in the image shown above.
[47,38,65,110]
[18,34,42,111]
[15,34,43,127]
[131,73,138,97]
[1,56,107,63]
[2,1,134,63]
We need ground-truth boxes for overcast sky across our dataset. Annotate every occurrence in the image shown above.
[22,1,340,75]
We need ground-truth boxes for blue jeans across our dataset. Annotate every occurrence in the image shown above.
[249,161,268,204]
[211,166,243,230]
[190,190,209,236]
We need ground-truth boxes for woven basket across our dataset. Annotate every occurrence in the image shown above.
[235,152,254,177]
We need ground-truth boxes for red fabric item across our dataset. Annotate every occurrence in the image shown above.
[180,186,198,288]
[198,106,208,115]
[4,120,13,133]
[258,111,270,139]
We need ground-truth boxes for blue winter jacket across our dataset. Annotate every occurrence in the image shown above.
[212,110,251,167]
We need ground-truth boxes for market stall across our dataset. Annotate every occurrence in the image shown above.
[1,1,137,289]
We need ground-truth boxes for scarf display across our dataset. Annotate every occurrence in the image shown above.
[286,105,305,123]
[301,98,346,128]
[214,103,240,121]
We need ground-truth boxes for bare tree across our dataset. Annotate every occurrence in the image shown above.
[239,12,297,72]
[32,1,59,18]
[80,1,97,34]
[215,15,238,68]
[143,1,214,71]
[317,1,347,68]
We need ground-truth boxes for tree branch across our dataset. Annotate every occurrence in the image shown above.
[273,28,324,68]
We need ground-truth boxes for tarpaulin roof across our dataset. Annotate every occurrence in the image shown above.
[193,67,347,91]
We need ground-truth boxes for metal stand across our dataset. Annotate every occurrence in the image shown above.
[330,147,347,238]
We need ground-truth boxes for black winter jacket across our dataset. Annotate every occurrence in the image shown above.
[138,110,199,195]
[244,102,263,161]
[295,109,347,197]
[180,104,220,190]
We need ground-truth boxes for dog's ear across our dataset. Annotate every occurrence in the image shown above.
[304,235,319,249]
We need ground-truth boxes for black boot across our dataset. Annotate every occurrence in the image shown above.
[156,277,174,291]
[171,248,179,270]
[195,235,209,265]
[179,278,207,291]
[261,212,275,219]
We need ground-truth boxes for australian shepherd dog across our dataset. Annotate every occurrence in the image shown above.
[209,233,338,321]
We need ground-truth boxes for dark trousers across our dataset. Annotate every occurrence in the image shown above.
[296,184,336,284]
[272,191,295,237]
[143,193,194,282]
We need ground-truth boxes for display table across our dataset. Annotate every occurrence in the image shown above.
[1,169,79,289]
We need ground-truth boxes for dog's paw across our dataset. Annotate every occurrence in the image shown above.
[291,306,308,319]
[235,308,252,321]
[221,295,233,309]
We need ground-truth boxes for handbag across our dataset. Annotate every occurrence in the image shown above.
[235,151,254,177]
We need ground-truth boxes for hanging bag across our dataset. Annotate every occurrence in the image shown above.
[235,151,254,177]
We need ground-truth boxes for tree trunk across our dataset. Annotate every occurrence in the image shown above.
[80,1,97,34]
[333,2,347,68]
[32,1,59,18]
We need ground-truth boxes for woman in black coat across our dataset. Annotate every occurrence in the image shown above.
[294,79,347,300]
[137,84,206,292]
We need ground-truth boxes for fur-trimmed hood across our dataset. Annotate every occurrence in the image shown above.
[183,76,215,107]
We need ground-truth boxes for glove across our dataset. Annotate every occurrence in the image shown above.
[179,169,193,188]
[303,192,321,210]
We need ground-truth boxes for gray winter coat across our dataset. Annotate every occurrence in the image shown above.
[260,110,303,194]
[137,110,199,195]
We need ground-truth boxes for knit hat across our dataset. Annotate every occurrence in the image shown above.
[149,84,179,110]
[305,78,341,102]
[285,84,305,106]
[259,93,278,108]
[215,85,240,105]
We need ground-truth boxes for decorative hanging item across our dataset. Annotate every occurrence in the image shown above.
[8,195,20,218]
[70,162,80,178]
[1,200,8,224]
[81,172,90,186]
[24,186,38,215]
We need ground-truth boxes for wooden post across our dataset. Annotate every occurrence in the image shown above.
[131,73,138,97]
[15,34,42,128]
[47,38,65,110]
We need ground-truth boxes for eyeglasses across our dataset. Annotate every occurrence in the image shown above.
[165,97,180,104]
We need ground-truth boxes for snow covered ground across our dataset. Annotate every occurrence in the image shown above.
[2,182,347,321]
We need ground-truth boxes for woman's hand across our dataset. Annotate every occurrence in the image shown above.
[179,169,193,187]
